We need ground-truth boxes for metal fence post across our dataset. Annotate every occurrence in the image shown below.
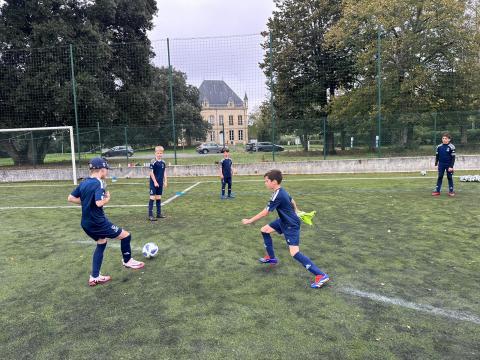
[269,32,276,162]
[167,38,177,165]
[97,122,102,155]
[323,117,327,160]
[69,44,81,164]
[124,126,129,163]
[376,26,382,158]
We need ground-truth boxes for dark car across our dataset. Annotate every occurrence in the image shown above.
[101,145,134,157]
[246,142,284,152]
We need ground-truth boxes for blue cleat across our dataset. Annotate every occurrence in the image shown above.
[258,255,278,264]
[227,193,235,199]
[310,274,330,288]
[220,195,227,200]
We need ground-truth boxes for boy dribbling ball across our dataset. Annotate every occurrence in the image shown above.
[68,157,144,287]
[148,145,168,221]
[432,132,456,197]
[241,169,330,288]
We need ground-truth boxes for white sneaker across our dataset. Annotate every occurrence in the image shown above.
[88,274,112,287]
[122,258,145,269]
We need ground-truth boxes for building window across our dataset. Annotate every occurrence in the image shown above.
[229,130,235,141]
[228,115,234,126]
[210,131,215,141]
[219,115,224,125]
[209,115,215,125]
[238,115,243,126]
[238,130,244,141]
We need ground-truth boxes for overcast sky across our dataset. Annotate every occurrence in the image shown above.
[148,0,276,40]
[148,0,277,110]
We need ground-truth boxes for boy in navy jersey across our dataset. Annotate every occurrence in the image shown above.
[148,145,168,221]
[242,169,330,288]
[219,149,234,199]
[432,133,456,197]
[68,157,144,287]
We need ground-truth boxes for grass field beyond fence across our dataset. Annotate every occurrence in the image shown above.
[0,173,479,359]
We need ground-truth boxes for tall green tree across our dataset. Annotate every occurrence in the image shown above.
[261,0,354,152]
[0,0,158,164]
[327,0,480,147]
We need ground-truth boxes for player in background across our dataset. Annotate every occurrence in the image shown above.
[68,157,144,287]
[219,148,235,199]
[432,133,456,197]
[149,145,168,221]
[241,169,330,288]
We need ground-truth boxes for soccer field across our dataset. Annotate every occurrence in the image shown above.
[1,173,479,359]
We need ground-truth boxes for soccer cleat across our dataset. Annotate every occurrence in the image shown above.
[148,216,157,221]
[310,274,330,289]
[227,194,235,199]
[448,192,456,197]
[156,214,166,219]
[258,255,278,264]
[88,274,112,287]
[122,258,145,269]
[431,191,441,196]
[220,195,227,200]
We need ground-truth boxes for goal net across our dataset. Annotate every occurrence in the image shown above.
[0,126,77,184]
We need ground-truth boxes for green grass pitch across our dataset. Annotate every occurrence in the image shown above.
[0,173,479,359]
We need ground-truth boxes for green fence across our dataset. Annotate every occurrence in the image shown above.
[1,31,479,169]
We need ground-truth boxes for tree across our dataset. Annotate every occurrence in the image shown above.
[249,101,273,141]
[0,0,158,164]
[327,0,480,147]
[261,0,354,152]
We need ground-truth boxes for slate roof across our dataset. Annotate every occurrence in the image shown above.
[199,80,244,108]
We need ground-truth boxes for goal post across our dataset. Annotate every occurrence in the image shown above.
[0,126,78,185]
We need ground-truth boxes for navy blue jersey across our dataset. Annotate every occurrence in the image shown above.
[435,143,456,166]
[220,158,233,178]
[70,177,110,228]
[150,159,166,183]
[266,187,300,228]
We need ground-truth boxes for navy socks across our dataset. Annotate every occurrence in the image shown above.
[156,199,161,215]
[261,232,275,258]
[148,199,154,216]
[293,252,324,276]
[121,235,132,263]
[92,242,107,278]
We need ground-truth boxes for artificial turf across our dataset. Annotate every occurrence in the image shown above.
[0,173,479,359]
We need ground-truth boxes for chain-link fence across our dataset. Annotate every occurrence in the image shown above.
[1,32,479,169]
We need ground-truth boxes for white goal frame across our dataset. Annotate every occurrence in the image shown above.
[0,126,78,185]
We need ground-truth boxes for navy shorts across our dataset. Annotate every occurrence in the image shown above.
[149,182,163,196]
[269,218,300,246]
[222,177,232,187]
[82,222,123,241]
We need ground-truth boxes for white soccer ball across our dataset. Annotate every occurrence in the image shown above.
[142,242,159,258]
[420,170,427,176]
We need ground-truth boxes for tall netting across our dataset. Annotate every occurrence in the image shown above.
[1,5,479,170]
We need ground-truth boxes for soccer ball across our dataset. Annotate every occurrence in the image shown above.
[142,242,159,258]
[420,170,427,176]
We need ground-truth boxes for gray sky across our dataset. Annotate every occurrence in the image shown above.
[148,0,276,40]
[148,0,277,111]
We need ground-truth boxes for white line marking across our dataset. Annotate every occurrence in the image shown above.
[161,182,201,206]
[0,175,439,189]
[340,286,480,325]
[0,182,202,210]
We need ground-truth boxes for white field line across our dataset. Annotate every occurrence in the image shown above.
[0,182,202,210]
[340,286,480,325]
[0,176,440,189]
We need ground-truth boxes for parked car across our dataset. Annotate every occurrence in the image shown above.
[196,142,228,154]
[246,142,284,152]
[101,145,134,157]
